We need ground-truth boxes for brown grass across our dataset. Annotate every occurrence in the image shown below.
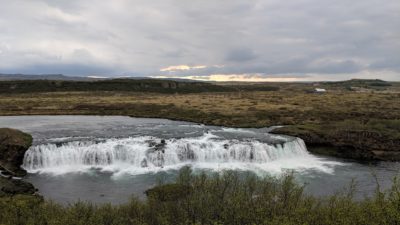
[0,90,399,128]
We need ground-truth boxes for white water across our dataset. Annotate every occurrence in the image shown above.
[23,133,341,176]
[2,116,398,203]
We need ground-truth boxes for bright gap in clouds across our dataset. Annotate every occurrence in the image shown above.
[160,65,207,72]
[152,70,400,82]
[152,74,304,82]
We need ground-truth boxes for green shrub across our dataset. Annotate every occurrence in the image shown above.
[1,168,400,224]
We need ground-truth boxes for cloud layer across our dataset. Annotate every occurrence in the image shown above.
[0,0,399,81]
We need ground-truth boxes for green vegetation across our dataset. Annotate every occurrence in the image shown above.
[2,168,400,225]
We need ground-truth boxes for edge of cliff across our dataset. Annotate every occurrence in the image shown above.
[0,128,38,197]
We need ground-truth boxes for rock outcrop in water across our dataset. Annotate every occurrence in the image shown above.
[0,177,37,197]
[272,126,400,161]
[0,128,33,176]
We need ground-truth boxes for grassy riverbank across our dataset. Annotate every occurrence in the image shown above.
[0,79,399,160]
[1,168,400,225]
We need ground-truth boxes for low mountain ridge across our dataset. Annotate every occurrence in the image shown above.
[0,79,233,93]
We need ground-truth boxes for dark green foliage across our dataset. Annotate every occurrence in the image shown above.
[145,184,193,202]
[2,167,400,224]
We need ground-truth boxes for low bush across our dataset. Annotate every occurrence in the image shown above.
[1,167,400,224]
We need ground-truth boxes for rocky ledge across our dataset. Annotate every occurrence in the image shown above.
[0,128,32,176]
[0,128,37,197]
[0,177,37,197]
[272,125,400,161]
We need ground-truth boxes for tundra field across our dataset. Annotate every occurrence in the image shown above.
[0,79,399,160]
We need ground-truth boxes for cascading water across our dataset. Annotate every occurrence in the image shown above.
[22,133,337,175]
[2,116,366,203]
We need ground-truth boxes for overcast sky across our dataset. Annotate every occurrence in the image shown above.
[0,0,399,81]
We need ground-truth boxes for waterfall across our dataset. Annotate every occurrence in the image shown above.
[22,133,330,175]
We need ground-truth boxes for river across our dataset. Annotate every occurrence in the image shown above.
[0,115,399,204]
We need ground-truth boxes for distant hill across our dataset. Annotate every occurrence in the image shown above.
[322,79,392,88]
[0,74,201,83]
[2,75,394,93]
[0,78,234,94]
[0,74,94,81]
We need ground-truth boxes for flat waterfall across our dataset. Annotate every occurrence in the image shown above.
[22,133,334,175]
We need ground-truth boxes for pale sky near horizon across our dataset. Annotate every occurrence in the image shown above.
[0,0,399,81]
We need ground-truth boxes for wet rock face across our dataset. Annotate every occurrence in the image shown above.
[0,128,39,197]
[272,126,400,161]
[0,177,37,197]
[0,128,33,176]
[142,140,168,167]
[154,140,166,153]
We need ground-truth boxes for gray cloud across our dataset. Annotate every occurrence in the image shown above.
[226,48,257,62]
[0,0,399,80]
[0,63,117,76]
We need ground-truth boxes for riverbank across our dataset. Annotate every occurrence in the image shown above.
[1,120,400,224]
[271,121,400,161]
[2,168,400,225]
[0,86,399,161]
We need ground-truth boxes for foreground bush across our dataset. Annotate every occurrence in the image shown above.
[1,167,400,225]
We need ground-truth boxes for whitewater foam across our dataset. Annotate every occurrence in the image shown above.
[22,133,342,176]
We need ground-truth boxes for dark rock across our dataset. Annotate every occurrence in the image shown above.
[0,128,32,176]
[0,176,36,196]
[250,150,254,160]
[272,126,400,161]
[147,140,157,148]
[186,149,195,160]
[154,140,167,153]
[0,128,40,198]
[0,170,13,176]
[147,140,167,153]
[144,140,167,167]
[141,159,148,167]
